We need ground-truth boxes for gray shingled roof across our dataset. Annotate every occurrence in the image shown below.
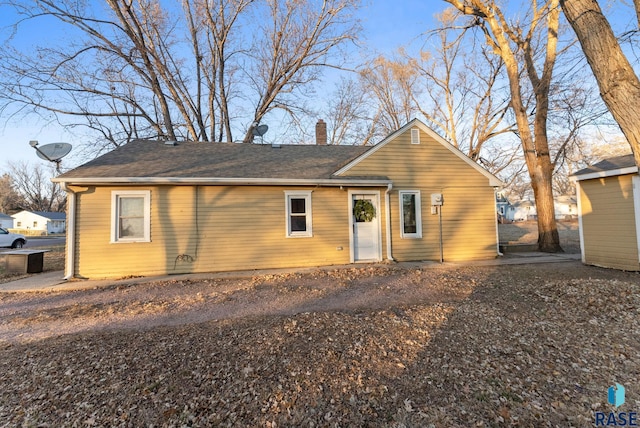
[31,211,66,220]
[573,154,636,176]
[57,140,373,181]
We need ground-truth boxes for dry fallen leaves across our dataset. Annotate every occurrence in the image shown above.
[0,262,638,427]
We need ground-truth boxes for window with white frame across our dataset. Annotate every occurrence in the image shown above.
[399,190,422,238]
[285,191,312,237]
[111,190,151,243]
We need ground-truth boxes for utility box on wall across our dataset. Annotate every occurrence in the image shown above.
[431,193,444,206]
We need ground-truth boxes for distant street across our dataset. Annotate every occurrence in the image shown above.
[24,237,66,248]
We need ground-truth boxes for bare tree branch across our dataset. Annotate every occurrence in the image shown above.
[443,0,564,252]
[0,0,361,149]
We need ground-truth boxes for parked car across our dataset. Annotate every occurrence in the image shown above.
[0,227,27,248]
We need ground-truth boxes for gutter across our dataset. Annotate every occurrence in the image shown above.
[571,166,638,182]
[52,176,392,187]
[61,183,76,280]
[494,193,503,257]
[575,181,586,264]
[385,183,394,261]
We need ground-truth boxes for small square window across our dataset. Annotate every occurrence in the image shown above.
[111,191,151,243]
[285,191,312,237]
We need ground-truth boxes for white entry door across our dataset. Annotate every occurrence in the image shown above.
[352,194,381,262]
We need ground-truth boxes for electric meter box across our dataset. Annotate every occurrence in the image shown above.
[431,193,444,206]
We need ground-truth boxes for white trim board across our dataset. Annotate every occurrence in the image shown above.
[633,175,640,264]
[572,166,638,182]
[53,176,392,187]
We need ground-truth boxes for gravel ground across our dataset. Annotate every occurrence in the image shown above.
[0,260,638,427]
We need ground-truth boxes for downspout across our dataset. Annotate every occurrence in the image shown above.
[494,189,503,257]
[575,181,586,264]
[61,183,76,280]
[385,183,394,261]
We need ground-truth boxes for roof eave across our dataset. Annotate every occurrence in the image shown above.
[52,176,393,187]
[571,166,639,182]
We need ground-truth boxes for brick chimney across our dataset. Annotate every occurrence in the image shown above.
[315,119,327,145]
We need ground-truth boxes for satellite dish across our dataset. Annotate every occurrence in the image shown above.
[35,143,72,161]
[252,124,269,137]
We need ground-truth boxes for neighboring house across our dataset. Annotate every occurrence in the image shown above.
[496,192,510,221]
[11,211,67,234]
[554,195,578,220]
[506,199,537,222]
[572,154,640,271]
[0,213,14,229]
[504,196,577,222]
[53,119,503,279]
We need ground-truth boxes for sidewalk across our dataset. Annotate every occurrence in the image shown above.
[0,252,582,293]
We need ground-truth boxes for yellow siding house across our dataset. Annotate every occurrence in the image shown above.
[54,119,503,279]
[573,154,640,271]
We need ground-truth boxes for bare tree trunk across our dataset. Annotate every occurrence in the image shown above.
[106,0,178,140]
[531,161,562,251]
[560,0,640,167]
[445,0,563,252]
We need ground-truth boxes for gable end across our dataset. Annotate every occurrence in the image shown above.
[334,119,503,187]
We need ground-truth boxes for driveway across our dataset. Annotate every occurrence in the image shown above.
[23,236,66,248]
[0,236,65,252]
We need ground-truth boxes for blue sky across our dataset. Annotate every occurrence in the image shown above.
[0,0,635,172]
[0,1,438,171]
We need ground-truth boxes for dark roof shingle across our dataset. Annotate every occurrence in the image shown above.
[573,154,636,176]
[32,211,66,220]
[57,140,372,181]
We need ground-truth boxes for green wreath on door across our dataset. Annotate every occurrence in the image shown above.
[353,199,376,222]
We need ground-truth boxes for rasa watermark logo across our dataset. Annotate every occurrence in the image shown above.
[595,383,637,426]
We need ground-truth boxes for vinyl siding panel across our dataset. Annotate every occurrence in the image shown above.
[70,124,498,277]
[74,186,200,278]
[579,175,640,271]
[341,128,498,262]
[74,185,353,278]
[195,186,352,272]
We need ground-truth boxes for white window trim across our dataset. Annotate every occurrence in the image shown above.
[399,190,422,238]
[284,191,313,238]
[111,190,151,243]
